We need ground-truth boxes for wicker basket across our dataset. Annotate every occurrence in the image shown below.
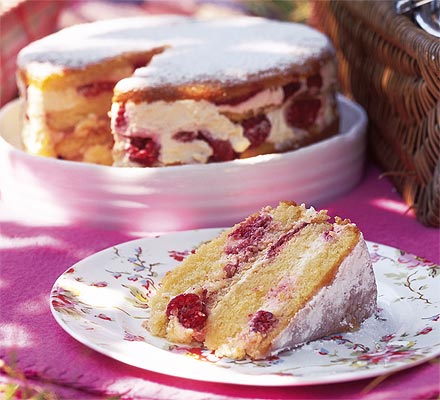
[311,0,439,227]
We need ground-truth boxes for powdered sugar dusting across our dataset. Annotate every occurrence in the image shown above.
[271,236,377,354]
[18,16,182,67]
[18,16,333,88]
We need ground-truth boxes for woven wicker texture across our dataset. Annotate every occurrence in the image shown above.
[312,0,439,227]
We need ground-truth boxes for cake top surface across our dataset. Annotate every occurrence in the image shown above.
[18,15,334,89]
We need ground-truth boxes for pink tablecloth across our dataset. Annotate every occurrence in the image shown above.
[1,163,439,399]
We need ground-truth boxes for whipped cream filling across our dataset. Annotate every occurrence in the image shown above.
[266,106,308,149]
[267,91,336,150]
[26,85,45,117]
[118,99,250,165]
[112,59,338,165]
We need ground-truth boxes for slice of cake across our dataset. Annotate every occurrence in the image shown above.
[148,201,377,360]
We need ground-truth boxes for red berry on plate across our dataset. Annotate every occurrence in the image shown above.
[166,293,208,330]
[285,98,321,129]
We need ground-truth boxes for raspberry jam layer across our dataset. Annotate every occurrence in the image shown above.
[226,213,273,257]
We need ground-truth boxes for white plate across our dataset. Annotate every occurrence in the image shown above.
[0,95,367,234]
[50,228,440,386]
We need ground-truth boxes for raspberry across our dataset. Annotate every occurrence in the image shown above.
[127,137,160,166]
[77,81,115,97]
[208,139,236,162]
[166,293,208,330]
[223,262,238,278]
[306,74,323,89]
[250,310,277,335]
[282,81,301,100]
[285,98,321,129]
[242,115,271,149]
[198,131,236,162]
[226,214,273,260]
[173,130,236,162]
[228,214,272,242]
[172,130,199,142]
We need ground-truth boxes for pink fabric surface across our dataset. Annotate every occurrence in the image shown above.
[1,162,439,399]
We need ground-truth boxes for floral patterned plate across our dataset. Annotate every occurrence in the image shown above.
[50,228,440,386]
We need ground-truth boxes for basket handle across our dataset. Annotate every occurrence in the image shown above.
[395,0,440,37]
